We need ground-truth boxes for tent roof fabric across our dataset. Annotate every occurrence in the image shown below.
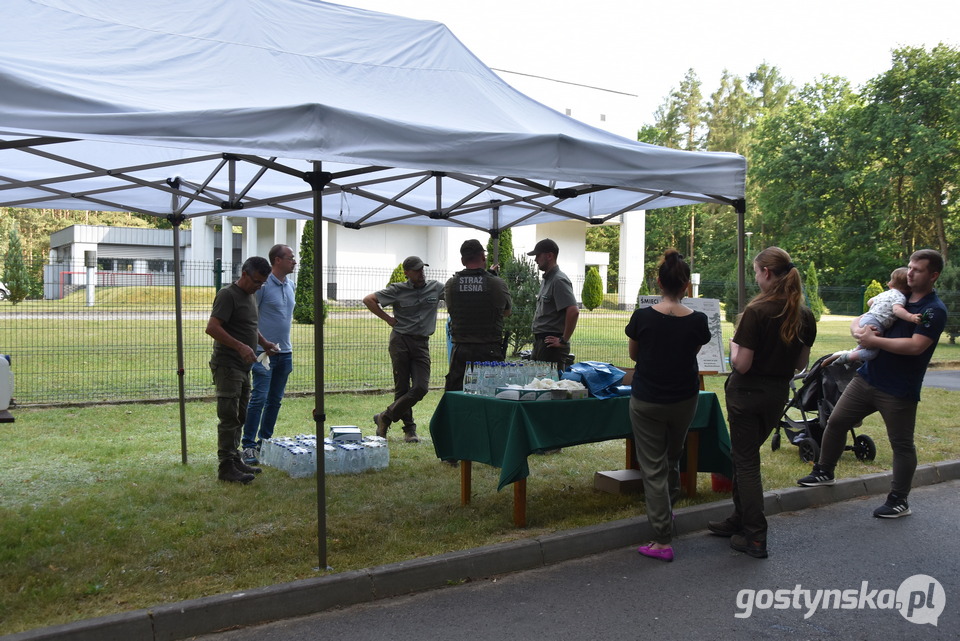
[0,0,746,229]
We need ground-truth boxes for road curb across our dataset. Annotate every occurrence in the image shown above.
[5,459,960,641]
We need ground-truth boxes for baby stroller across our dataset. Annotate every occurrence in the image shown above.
[771,353,877,463]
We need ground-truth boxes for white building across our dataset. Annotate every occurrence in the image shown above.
[46,73,647,304]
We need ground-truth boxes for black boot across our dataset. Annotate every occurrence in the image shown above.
[234,457,262,475]
[218,459,254,484]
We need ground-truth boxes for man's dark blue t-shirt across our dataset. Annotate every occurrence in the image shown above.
[859,290,947,401]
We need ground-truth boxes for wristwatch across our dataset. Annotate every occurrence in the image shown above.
[559,337,568,345]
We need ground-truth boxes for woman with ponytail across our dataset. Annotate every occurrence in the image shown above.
[708,247,816,558]
[625,250,711,562]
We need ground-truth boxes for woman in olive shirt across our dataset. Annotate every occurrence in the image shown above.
[709,247,816,559]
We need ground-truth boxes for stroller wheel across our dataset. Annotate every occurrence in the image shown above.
[798,437,820,464]
[854,434,877,461]
[771,431,781,452]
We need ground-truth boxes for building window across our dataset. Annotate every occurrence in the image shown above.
[147,259,173,273]
[99,259,135,272]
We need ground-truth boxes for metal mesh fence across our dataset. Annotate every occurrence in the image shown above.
[0,257,898,406]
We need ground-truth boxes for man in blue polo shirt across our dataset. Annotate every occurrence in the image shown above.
[798,249,947,519]
[242,244,296,465]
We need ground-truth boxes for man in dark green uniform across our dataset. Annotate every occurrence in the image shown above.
[364,256,444,443]
[528,238,579,373]
[205,256,278,484]
[444,239,512,391]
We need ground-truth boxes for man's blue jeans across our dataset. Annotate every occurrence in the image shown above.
[242,351,293,449]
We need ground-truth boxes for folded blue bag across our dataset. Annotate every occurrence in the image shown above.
[566,361,626,399]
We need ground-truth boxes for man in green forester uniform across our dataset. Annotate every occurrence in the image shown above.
[205,256,278,484]
[444,239,512,391]
[528,238,579,373]
[364,256,444,443]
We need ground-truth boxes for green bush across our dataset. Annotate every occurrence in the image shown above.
[863,279,884,314]
[388,263,405,285]
[3,224,30,304]
[636,277,651,305]
[486,228,514,268]
[292,220,327,325]
[804,261,826,321]
[500,254,540,356]
[581,266,603,311]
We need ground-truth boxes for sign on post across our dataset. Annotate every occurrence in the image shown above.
[636,297,726,373]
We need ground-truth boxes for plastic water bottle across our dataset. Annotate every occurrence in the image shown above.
[339,443,362,474]
[259,438,274,467]
[475,362,488,396]
[363,440,387,470]
[287,446,303,477]
[486,362,500,396]
[507,362,521,386]
[516,362,529,387]
[275,443,293,473]
[462,361,478,394]
[323,443,339,475]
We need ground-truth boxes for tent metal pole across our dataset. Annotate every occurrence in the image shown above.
[168,211,189,465]
[735,199,747,313]
[490,200,500,266]
[305,162,333,571]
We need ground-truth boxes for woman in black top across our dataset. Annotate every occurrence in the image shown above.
[625,250,711,562]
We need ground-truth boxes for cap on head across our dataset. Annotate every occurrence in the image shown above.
[402,256,427,271]
[460,239,485,259]
[527,238,559,257]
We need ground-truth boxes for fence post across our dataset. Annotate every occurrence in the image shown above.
[84,250,97,307]
[214,258,222,291]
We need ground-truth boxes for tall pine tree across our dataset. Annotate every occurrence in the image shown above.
[3,223,30,304]
[292,221,326,324]
[486,229,514,269]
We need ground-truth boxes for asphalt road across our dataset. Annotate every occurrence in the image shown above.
[195,480,959,641]
[921,369,960,392]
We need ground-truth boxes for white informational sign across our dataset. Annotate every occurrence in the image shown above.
[636,297,726,373]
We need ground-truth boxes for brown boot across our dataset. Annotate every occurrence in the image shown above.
[403,428,420,443]
[373,412,391,438]
[218,459,254,484]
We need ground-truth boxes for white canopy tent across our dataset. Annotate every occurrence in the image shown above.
[1,0,747,567]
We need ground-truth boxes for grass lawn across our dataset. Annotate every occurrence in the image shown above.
[3,375,960,635]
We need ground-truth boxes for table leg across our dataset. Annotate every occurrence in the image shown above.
[684,432,700,497]
[625,437,639,469]
[460,460,472,506]
[513,479,527,528]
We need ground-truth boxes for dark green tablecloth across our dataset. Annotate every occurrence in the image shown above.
[429,391,732,491]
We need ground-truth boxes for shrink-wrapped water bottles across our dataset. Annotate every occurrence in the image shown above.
[260,433,390,477]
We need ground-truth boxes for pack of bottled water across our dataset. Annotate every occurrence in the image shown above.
[462,360,560,396]
[259,434,389,477]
